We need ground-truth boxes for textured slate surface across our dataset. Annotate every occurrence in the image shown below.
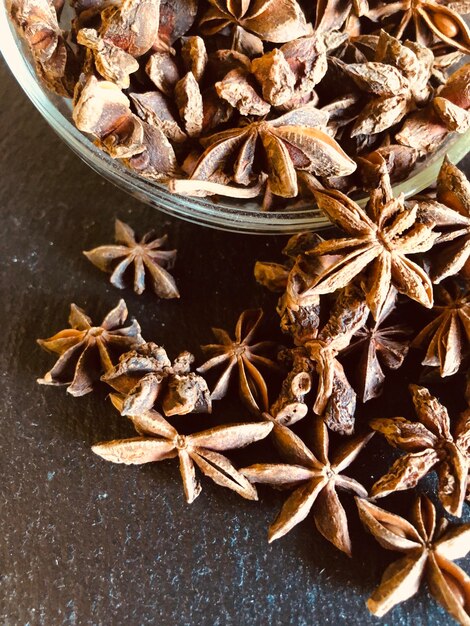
[1,58,469,626]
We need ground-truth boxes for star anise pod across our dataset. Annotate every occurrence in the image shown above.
[421,158,470,284]
[305,161,438,320]
[240,416,372,555]
[370,384,470,516]
[92,394,273,503]
[272,282,369,435]
[103,342,212,417]
[357,496,470,624]
[173,103,356,200]
[199,0,310,51]
[396,63,470,156]
[37,299,144,396]
[10,0,76,96]
[197,309,279,413]
[342,288,412,402]
[315,0,368,32]
[412,278,470,377]
[368,0,470,54]
[341,31,434,138]
[83,219,179,299]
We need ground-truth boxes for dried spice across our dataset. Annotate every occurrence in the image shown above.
[10,0,77,95]
[307,164,438,320]
[102,342,212,417]
[342,288,411,402]
[368,0,470,53]
[272,283,369,435]
[175,104,356,200]
[357,496,470,624]
[412,278,470,377]
[422,158,470,283]
[342,31,434,138]
[197,309,279,413]
[370,384,470,516]
[93,394,273,503]
[37,299,144,396]
[10,0,470,208]
[84,219,179,298]
[397,64,470,156]
[241,416,372,555]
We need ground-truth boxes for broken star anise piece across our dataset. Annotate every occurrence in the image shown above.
[241,416,372,555]
[342,287,412,402]
[357,496,470,624]
[93,393,273,503]
[423,157,470,283]
[412,278,470,377]
[37,299,144,396]
[272,282,369,435]
[370,384,470,517]
[197,309,279,413]
[83,219,179,299]
[104,343,212,417]
[307,161,438,320]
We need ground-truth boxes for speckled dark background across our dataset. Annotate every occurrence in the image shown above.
[1,58,469,626]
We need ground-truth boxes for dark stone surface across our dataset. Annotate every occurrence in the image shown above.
[1,58,469,626]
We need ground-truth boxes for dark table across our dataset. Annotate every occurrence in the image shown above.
[1,58,469,625]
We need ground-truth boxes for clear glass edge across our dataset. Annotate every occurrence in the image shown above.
[1,4,469,234]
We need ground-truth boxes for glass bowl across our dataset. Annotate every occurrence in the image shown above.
[1,3,469,234]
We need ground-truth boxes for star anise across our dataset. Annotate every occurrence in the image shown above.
[342,288,412,402]
[173,103,356,200]
[272,282,369,435]
[396,63,470,156]
[10,0,76,96]
[83,219,179,299]
[103,342,212,417]
[37,299,144,396]
[306,161,438,320]
[368,0,470,54]
[315,0,368,32]
[240,416,372,555]
[341,31,434,138]
[197,309,279,413]
[422,158,470,284]
[92,394,273,503]
[357,496,470,624]
[370,384,470,516]
[412,278,470,377]
[199,0,310,50]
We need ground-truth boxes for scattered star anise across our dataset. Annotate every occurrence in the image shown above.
[93,394,273,503]
[241,416,372,555]
[342,288,412,402]
[368,0,470,53]
[357,496,470,624]
[102,342,212,417]
[37,299,144,396]
[84,219,179,299]
[413,278,470,377]
[197,309,279,413]
[370,384,470,516]
[307,161,438,320]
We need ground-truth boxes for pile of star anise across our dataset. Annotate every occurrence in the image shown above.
[9,0,470,209]
[35,157,470,624]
